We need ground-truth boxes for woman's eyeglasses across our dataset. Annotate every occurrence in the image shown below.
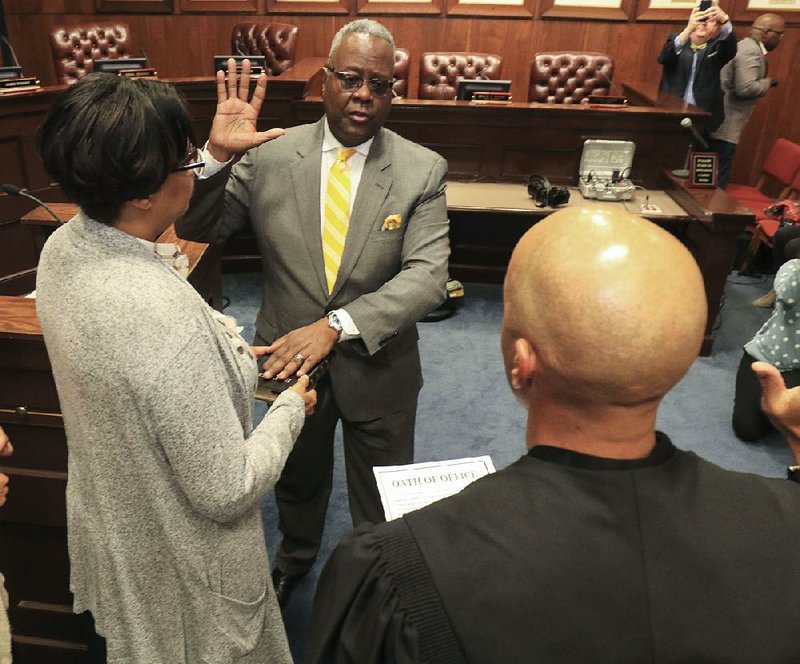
[325,66,395,97]
[173,147,205,172]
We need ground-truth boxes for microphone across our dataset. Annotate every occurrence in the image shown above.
[2,184,64,224]
[0,36,20,68]
[588,64,628,105]
[680,117,709,151]
[140,47,150,65]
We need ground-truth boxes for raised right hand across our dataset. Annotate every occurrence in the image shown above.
[288,374,318,416]
[207,58,286,162]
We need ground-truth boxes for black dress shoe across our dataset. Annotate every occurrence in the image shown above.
[271,568,305,608]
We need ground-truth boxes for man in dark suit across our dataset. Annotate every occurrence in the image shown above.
[709,13,785,188]
[658,0,736,135]
[307,207,800,663]
[176,19,449,606]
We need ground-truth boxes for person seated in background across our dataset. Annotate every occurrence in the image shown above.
[733,257,800,440]
[0,426,12,664]
[307,207,800,664]
[658,0,736,136]
[751,220,800,308]
[34,73,315,664]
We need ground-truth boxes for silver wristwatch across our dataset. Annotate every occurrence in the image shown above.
[326,311,343,340]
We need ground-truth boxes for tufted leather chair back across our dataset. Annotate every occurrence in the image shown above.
[49,24,139,85]
[418,52,503,100]
[231,22,298,76]
[529,52,614,104]
[392,48,410,98]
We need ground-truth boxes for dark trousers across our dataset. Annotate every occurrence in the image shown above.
[80,612,107,664]
[771,225,800,272]
[255,342,417,575]
[733,351,800,441]
[708,138,737,190]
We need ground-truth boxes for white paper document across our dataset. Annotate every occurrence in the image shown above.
[373,456,496,521]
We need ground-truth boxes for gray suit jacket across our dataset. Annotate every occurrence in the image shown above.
[177,119,450,421]
[712,37,771,144]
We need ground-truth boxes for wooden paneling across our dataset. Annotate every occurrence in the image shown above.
[4,6,800,187]
[96,0,174,11]
[179,0,258,11]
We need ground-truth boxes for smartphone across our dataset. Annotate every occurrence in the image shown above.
[698,0,711,11]
[255,355,332,402]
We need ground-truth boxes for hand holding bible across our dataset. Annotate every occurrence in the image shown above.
[208,58,285,162]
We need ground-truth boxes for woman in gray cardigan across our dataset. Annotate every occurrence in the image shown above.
[34,73,314,663]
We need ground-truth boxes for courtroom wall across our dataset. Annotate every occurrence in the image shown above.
[4,0,799,187]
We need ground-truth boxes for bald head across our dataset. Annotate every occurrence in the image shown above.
[751,13,785,51]
[503,207,707,407]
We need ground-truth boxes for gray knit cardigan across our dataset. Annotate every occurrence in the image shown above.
[36,213,304,663]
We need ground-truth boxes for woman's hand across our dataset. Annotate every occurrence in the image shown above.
[288,375,317,416]
[0,425,13,507]
[207,58,286,163]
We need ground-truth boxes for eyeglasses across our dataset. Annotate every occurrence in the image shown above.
[173,147,205,172]
[754,26,785,37]
[174,160,205,172]
[325,66,395,97]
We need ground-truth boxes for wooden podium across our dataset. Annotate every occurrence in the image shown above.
[0,211,221,662]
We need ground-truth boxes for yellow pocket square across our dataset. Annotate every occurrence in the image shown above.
[381,214,403,231]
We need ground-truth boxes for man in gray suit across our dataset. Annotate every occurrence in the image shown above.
[709,13,785,188]
[176,19,449,607]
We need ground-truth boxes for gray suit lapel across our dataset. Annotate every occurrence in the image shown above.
[290,120,327,297]
[331,130,392,299]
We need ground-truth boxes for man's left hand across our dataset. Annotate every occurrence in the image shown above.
[261,318,338,380]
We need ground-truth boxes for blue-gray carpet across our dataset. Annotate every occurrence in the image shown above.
[222,269,780,662]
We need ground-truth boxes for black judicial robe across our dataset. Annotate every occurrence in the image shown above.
[308,433,800,663]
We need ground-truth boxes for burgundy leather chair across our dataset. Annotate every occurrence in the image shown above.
[49,24,139,85]
[392,48,410,98]
[231,22,298,76]
[418,52,502,100]
[529,52,614,104]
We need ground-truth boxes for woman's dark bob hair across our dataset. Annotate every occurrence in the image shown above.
[36,73,196,225]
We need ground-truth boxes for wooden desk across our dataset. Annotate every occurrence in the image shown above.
[445,176,754,356]
[295,82,708,190]
[0,217,222,663]
[1,74,711,285]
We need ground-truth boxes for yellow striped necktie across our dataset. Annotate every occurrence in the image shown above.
[322,147,356,294]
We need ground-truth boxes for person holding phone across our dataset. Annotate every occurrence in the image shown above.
[658,0,736,135]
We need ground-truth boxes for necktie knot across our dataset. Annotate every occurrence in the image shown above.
[337,148,356,168]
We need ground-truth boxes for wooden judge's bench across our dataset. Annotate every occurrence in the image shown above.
[0,65,753,661]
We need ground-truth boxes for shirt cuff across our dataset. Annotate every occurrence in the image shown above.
[333,308,360,342]
[196,142,233,180]
[719,21,733,37]
[674,35,687,52]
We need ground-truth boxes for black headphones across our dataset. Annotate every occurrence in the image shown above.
[527,175,571,209]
